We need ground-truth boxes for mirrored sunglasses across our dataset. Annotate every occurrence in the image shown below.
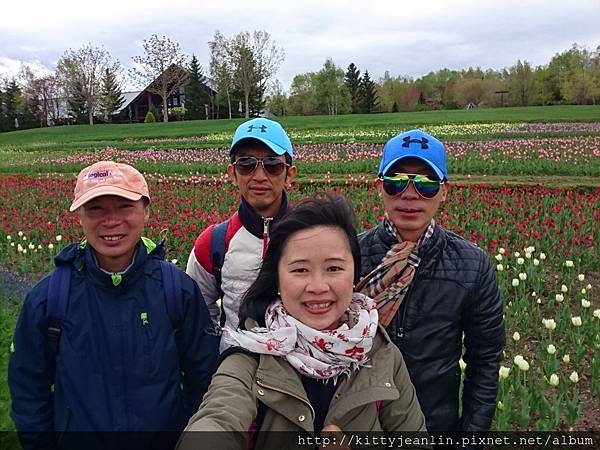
[382,173,444,199]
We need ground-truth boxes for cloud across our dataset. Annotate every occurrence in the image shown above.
[1,0,598,89]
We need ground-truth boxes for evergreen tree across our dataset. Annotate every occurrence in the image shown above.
[100,68,124,122]
[344,63,361,113]
[3,79,21,131]
[67,79,88,123]
[359,70,378,113]
[185,55,209,120]
[0,85,6,132]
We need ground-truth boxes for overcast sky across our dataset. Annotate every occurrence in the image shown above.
[2,0,599,92]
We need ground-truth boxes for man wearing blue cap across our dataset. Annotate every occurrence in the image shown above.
[357,129,504,435]
[187,118,296,351]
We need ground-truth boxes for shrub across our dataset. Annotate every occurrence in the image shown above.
[144,111,156,123]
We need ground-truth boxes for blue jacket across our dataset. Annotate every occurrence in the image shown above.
[9,239,219,449]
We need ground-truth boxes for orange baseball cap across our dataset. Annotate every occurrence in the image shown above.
[69,161,150,212]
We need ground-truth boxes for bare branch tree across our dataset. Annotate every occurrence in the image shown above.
[57,44,119,125]
[228,30,284,118]
[20,66,61,127]
[208,30,234,119]
[130,34,188,122]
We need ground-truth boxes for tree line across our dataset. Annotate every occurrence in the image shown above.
[269,43,600,116]
[1,38,598,132]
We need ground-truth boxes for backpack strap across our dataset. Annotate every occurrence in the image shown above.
[210,219,230,327]
[159,260,183,336]
[46,265,72,356]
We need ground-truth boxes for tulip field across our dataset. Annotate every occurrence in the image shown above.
[0,108,599,435]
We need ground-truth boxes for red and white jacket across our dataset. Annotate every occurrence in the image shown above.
[186,195,290,351]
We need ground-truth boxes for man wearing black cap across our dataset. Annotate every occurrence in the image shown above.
[358,129,505,435]
[187,118,296,351]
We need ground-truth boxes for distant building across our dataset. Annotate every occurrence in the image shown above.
[114,67,216,122]
[44,65,217,125]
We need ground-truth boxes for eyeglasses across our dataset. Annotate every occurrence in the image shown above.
[233,156,290,176]
[381,173,444,199]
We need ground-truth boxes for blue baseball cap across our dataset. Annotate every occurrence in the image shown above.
[230,118,294,159]
[378,129,448,180]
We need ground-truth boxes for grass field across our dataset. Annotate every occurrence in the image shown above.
[1,105,599,437]
[1,105,599,155]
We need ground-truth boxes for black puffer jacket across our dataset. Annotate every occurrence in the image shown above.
[359,223,505,433]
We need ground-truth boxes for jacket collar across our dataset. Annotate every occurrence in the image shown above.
[54,238,165,287]
[238,192,290,239]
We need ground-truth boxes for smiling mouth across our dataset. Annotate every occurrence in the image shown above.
[304,302,333,312]
[102,235,125,241]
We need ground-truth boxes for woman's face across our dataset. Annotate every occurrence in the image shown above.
[277,225,355,330]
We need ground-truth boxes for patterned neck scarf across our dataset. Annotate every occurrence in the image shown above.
[225,293,378,381]
[357,217,435,327]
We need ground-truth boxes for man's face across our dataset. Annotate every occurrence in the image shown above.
[78,195,149,272]
[377,158,449,242]
[227,144,297,218]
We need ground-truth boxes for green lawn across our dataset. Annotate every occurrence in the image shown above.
[1,105,599,154]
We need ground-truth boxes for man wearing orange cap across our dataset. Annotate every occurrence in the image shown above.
[9,161,219,450]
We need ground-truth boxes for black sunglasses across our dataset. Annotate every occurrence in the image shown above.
[233,156,290,176]
[381,174,444,199]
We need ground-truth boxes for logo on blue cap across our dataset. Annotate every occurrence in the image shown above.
[230,118,294,158]
[378,129,448,180]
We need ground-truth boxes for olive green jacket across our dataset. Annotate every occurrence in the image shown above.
[178,326,428,450]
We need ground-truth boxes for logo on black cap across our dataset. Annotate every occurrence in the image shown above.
[402,136,429,149]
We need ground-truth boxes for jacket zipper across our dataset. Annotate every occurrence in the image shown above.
[396,275,417,339]
[261,218,273,258]
[256,378,316,422]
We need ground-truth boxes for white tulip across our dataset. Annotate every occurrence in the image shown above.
[499,366,510,380]
[539,252,546,260]
[517,257,525,265]
[547,344,556,355]
[512,332,521,341]
[495,254,503,261]
[533,258,540,266]
[542,318,556,331]
[592,309,600,320]
[578,274,585,281]
[565,260,574,268]
[549,373,559,386]
[498,247,506,255]
[581,299,590,308]
[555,294,564,303]
[561,285,568,293]
[18,231,23,237]
[56,235,63,242]
[519,273,527,281]
[571,316,582,327]
[517,359,530,372]
[563,354,571,364]
[514,252,521,258]
[496,264,504,272]
[569,371,579,384]
[512,279,519,287]
[48,243,54,250]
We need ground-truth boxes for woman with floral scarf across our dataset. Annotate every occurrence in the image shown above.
[178,195,428,450]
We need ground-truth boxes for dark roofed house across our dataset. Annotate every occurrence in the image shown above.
[113,67,217,122]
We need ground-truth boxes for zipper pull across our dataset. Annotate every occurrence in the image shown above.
[397,327,404,338]
[140,311,149,325]
[262,217,273,258]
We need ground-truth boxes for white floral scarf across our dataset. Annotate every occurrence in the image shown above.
[225,293,379,380]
